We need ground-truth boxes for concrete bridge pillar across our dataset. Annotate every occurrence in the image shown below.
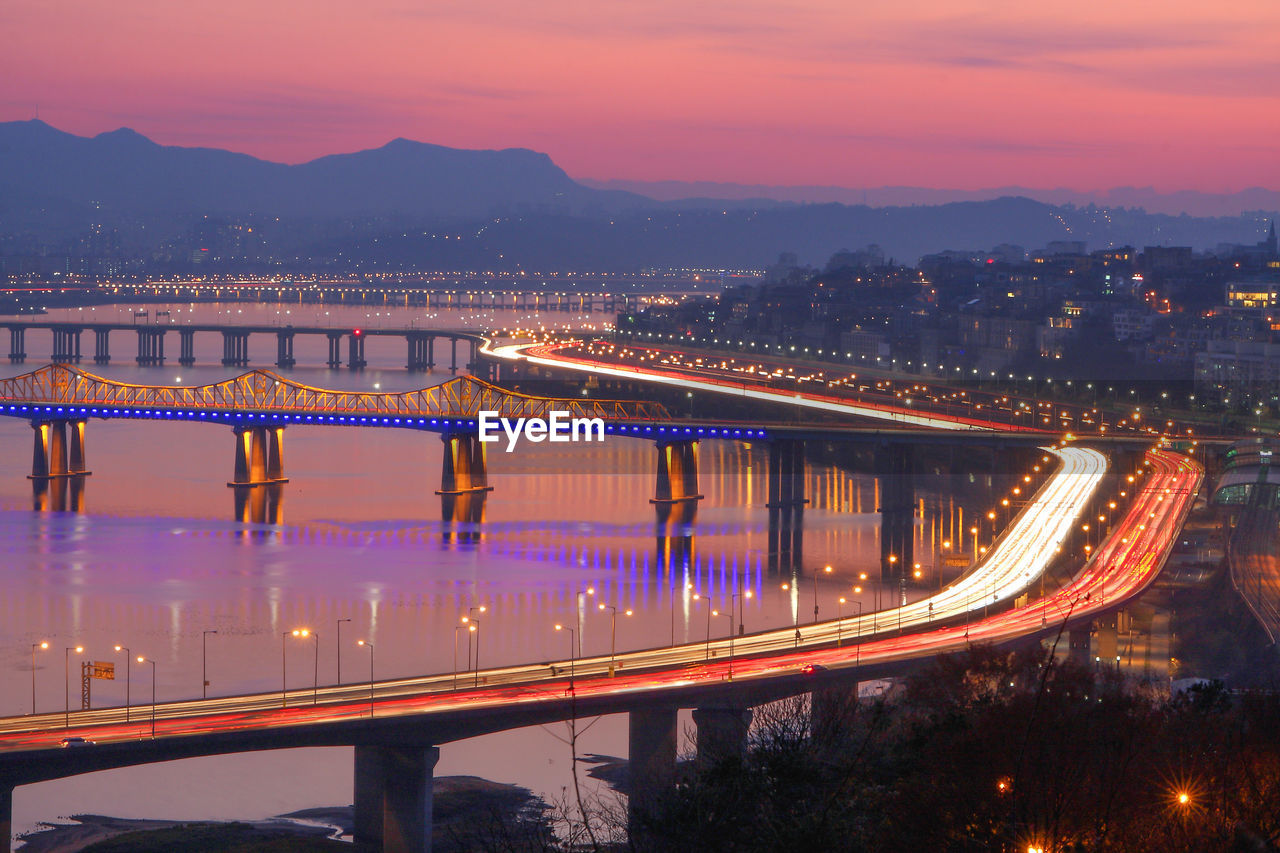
[230,426,287,486]
[94,328,112,364]
[436,433,492,495]
[876,443,915,582]
[68,419,88,475]
[276,331,296,368]
[811,685,858,743]
[651,440,703,504]
[693,705,752,766]
[628,707,678,826]
[52,328,83,363]
[326,333,343,369]
[8,326,25,363]
[1,783,11,853]
[354,744,441,853]
[135,328,165,365]
[766,439,808,509]
[449,338,458,374]
[178,329,196,367]
[348,332,367,369]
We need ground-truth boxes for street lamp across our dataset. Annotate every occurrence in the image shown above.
[30,641,47,716]
[113,644,131,722]
[64,645,83,728]
[731,588,753,637]
[335,618,351,685]
[202,630,217,699]
[137,656,157,737]
[554,624,576,694]
[453,623,475,689]
[357,640,374,717]
[597,602,632,675]
[282,628,311,709]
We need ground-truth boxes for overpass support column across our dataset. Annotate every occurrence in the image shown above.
[178,329,195,366]
[1,783,11,853]
[230,426,287,486]
[30,422,50,479]
[693,705,752,766]
[628,707,678,827]
[449,338,458,373]
[876,443,915,582]
[436,433,491,495]
[326,333,343,369]
[94,328,111,364]
[651,440,703,504]
[811,685,858,743]
[354,744,441,853]
[68,419,88,475]
[8,326,25,363]
[276,331,295,368]
[348,333,366,369]
[426,337,435,370]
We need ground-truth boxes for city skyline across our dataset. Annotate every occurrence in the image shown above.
[2,0,1278,191]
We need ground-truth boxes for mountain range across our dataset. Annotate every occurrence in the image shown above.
[0,120,1275,269]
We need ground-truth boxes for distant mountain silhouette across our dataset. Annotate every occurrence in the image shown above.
[0,119,646,220]
[581,178,1280,219]
[0,121,1273,269]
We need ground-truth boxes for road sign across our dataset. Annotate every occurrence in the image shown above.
[90,661,115,680]
[943,555,971,568]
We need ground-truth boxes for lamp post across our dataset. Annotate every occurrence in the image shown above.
[30,641,47,715]
[202,630,217,699]
[597,602,631,675]
[309,630,320,704]
[467,605,486,684]
[815,565,833,622]
[731,587,752,637]
[137,656,156,738]
[554,624,576,694]
[113,645,130,722]
[282,628,311,709]
[725,609,737,680]
[780,582,801,646]
[64,645,83,728]
[335,618,351,685]
[357,640,374,717]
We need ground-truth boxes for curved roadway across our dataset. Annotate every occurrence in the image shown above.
[0,345,1203,751]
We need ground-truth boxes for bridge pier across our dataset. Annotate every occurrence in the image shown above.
[176,329,195,366]
[651,440,703,504]
[811,685,858,743]
[628,707,678,828]
[766,439,806,572]
[29,420,90,480]
[7,326,25,363]
[1,783,11,853]
[406,333,428,371]
[229,426,287,486]
[52,328,83,364]
[93,328,111,364]
[326,332,343,369]
[221,330,250,367]
[276,331,296,368]
[135,328,165,365]
[449,338,458,374]
[436,433,492,495]
[876,443,915,582]
[354,744,440,853]
[349,333,367,370]
[693,705,752,766]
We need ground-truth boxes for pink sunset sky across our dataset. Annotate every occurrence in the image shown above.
[2,0,1277,191]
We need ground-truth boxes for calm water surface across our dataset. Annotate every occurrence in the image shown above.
[1,304,997,845]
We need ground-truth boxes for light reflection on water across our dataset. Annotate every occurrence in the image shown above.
[0,304,999,841]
